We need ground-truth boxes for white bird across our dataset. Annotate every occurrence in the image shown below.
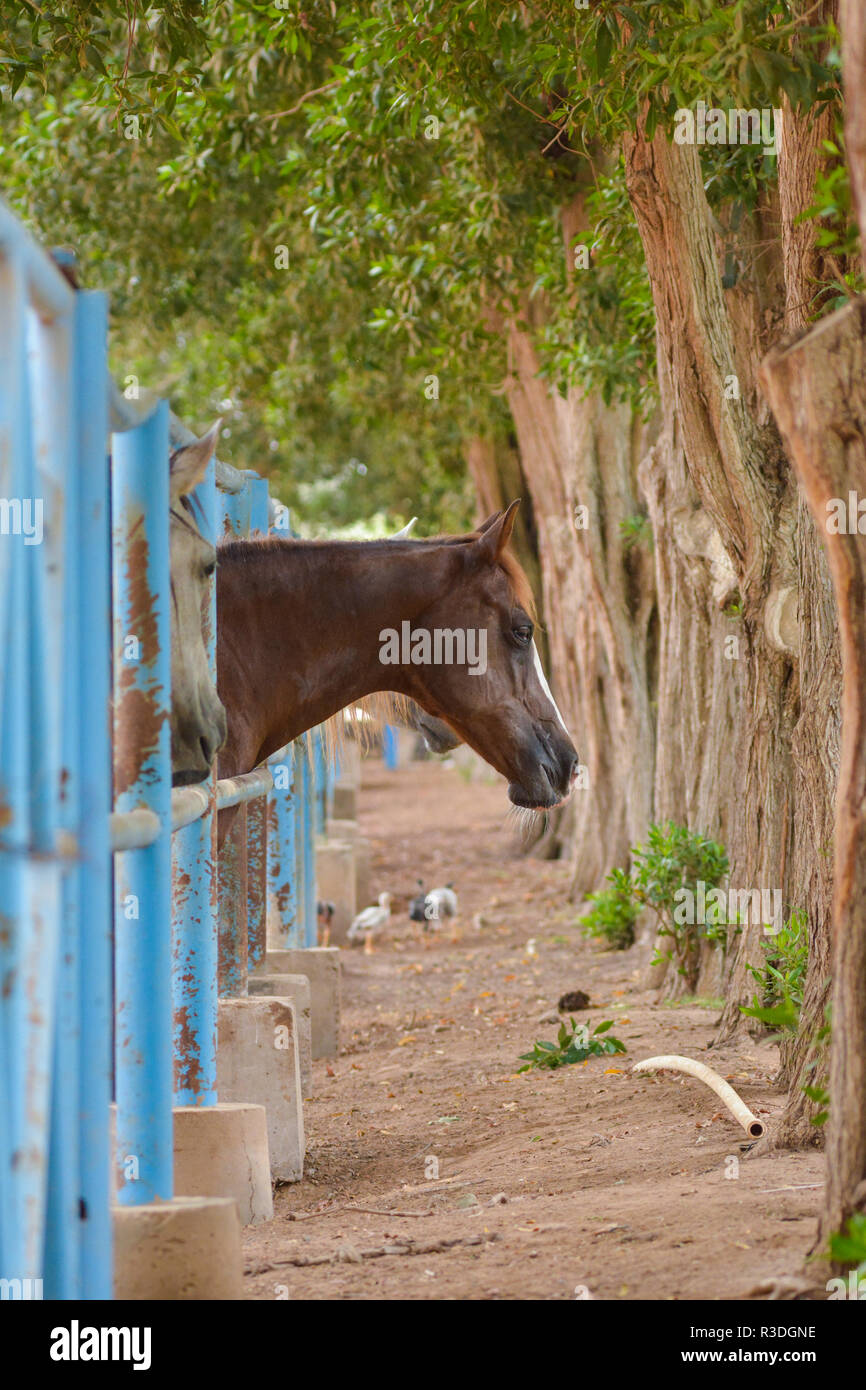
[348,892,392,953]
[424,884,459,942]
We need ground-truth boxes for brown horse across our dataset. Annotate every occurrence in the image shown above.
[215,503,577,838]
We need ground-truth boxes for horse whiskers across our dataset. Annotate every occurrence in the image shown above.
[504,803,545,841]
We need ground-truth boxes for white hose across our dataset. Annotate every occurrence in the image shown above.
[632,1054,765,1139]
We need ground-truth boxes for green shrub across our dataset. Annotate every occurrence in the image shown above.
[741,910,808,1033]
[582,867,640,950]
[633,821,730,990]
[828,1213,866,1276]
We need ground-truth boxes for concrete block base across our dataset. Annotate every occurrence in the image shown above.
[113,1196,242,1300]
[218,997,305,1182]
[314,838,356,946]
[248,973,313,1098]
[173,1102,273,1226]
[264,947,341,1059]
[325,819,371,910]
[331,783,357,820]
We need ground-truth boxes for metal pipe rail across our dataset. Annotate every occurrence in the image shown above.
[109,749,295,851]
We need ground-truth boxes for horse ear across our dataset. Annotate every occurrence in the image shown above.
[475,511,502,534]
[170,420,221,503]
[473,499,520,563]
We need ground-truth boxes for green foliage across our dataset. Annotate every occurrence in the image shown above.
[535,162,657,409]
[517,1017,626,1073]
[583,821,731,985]
[0,1,208,116]
[798,131,866,312]
[619,512,654,550]
[724,594,744,618]
[633,821,730,986]
[582,867,641,950]
[0,0,849,528]
[801,1005,832,1127]
[827,1213,866,1274]
[741,910,807,1033]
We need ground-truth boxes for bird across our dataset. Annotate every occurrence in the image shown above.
[423,884,459,942]
[348,892,392,953]
[317,899,335,947]
[408,880,428,923]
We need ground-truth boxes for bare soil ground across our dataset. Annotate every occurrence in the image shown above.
[242,758,824,1301]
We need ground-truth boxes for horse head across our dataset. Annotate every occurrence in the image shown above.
[391,502,578,810]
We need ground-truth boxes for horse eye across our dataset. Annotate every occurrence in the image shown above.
[202,559,216,579]
[513,624,532,645]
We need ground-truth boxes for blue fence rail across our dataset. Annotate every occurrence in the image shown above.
[0,202,328,1298]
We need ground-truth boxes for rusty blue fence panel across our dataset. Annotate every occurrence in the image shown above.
[0,206,113,1299]
[0,200,331,1298]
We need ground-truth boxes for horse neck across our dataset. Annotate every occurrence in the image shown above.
[216,537,456,773]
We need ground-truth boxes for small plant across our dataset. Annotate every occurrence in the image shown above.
[797,130,866,314]
[633,821,730,991]
[827,1213,866,1276]
[741,911,807,1033]
[619,513,653,551]
[517,1017,626,1073]
[582,867,640,950]
[801,1006,832,1128]
[723,594,743,619]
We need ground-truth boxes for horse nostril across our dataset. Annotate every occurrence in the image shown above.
[199,734,215,768]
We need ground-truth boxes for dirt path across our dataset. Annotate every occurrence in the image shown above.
[242,759,824,1301]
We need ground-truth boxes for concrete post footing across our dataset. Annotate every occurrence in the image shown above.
[173,1102,273,1226]
[313,839,356,946]
[217,997,305,1181]
[113,1196,243,1300]
[261,947,341,1059]
[247,973,313,1097]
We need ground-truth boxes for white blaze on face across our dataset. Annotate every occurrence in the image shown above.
[532,641,571,739]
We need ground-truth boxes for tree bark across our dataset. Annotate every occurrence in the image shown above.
[623,121,800,1007]
[761,296,866,1241]
[496,296,657,891]
[760,40,842,1140]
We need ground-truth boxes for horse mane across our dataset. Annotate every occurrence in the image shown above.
[218,527,537,621]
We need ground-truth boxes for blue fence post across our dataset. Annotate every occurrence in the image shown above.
[246,473,270,976]
[267,747,300,949]
[265,501,301,951]
[301,735,317,946]
[293,742,306,947]
[112,402,174,1205]
[0,259,37,1282]
[313,727,327,836]
[70,291,114,1296]
[45,290,113,1298]
[218,480,251,996]
[172,453,219,1107]
[383,724,399,770]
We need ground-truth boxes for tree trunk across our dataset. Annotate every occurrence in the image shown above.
[623,121,800,1008]
[499,302,657,892]
[761,50,842,1141]
[761,296,866,1242]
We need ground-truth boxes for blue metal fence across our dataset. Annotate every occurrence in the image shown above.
[0,203,328,1299]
